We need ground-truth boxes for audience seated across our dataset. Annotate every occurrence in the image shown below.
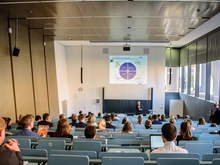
[53,119,73,140]
[37,113,53,127]
[169,116,176,124]
[159,114,167,122]
[118,122,133,133]
[105,115,116,129]
[70,113,78,126]
[176,114,182,119]
[86,115,97,127]
[210,123,217,127]
[0,116,23,165]
[152,114,162,124]
[97,119,108,132]
[35,115,41,122]
[184,118,195,130]
[176,121,198,145]
[197,117,206,126]
[75,114,87,128]
[96,112,102,119]
[122,117,128,124]
[86,112,91,118]
[59,114,65,120]
[3,117,12,131]
[14,114,40,138]
[148,114,153,120]
[151,123,188,153]
[84,126,96,139]
[145,120,152,129]
[111,113,120,121]
[16,114,24,125]
[184,115,190,119]
[137,115,143,124]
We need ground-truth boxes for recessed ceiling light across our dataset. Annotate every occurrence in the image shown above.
[127,16,132,18]
[127,27,131,29]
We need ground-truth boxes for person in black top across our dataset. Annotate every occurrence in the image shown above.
[136,101,144,113]
[210,103,220,125]
[75,114,87,128]
[37,113,53,127]
[105,115,116,129]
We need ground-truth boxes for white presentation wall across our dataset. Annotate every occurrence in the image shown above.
[55,44,166,116]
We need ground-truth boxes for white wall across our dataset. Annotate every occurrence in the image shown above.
[55,44,166,116]
[54,42,69,117]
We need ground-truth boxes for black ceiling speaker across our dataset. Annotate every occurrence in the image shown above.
[12,47,20,56]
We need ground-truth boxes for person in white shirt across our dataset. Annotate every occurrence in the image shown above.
[151,123,188,153]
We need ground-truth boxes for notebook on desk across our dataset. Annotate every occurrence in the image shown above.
[150,134,164,152]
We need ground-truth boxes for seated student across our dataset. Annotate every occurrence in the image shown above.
[86,112,91,118]
[176,121,198,145]
[159,114,167,122]
[70,113,78,126]
[105,115,116,129]
[97,119,109,132]
[137,115,143,124]
[184,118,195,130]
[151,123,188,153]
[59,114,65,120]
[37,113,53,127]
[75,114,87,128]
[14,114,40,138]
[0,117,23,165]
[3,117,12,131]
[84,126,96,139]
[118,122,133,133]
[53,119,73,141]
[169,116,176,124]
[111,113,120,121]
[86,115,97,127]
[152,114,162,124]
[35,115,42,122]
[145,120,152,129]
[197,117,206,126]
[96,112,102,119]
[122,117,128,124]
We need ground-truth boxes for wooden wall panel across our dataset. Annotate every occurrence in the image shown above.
[0,16,16,121]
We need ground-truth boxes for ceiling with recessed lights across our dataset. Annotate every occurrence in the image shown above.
[0,0,220,46]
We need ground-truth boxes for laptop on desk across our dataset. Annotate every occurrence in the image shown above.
[150,134,164,152]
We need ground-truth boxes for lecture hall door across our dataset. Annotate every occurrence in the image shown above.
[75,94,86,113]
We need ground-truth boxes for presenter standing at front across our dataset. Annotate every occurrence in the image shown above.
[136,101,144,114]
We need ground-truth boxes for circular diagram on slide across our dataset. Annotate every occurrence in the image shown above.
[119,62,136,80]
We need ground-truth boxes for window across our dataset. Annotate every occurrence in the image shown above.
[165,67,179,92]
[210,60,220,103]
[183,66,188,93]
[198,63,206,99]
[190,64,196,96]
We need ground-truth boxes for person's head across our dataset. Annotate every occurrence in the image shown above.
[161,123,177,142]
[160,114,166,120]
[169,116,176,124]
[78,114,86,122]
[0,117,6,145]
[35,115,41,122]
[176,114,181,119]
[86,115,96,125]
[137,115,143,124]
[137,101,140,105]
[54,119,70,137]
[180,121,193,140]
[20,114,34,129]
[213,103,219,109]
[43,113,51,122]
[79,111,82,115]
[122,117,128,124]
[105,115,112,123]
[184,115,190,119]
[152,114,158,121]
[198,117,205,125]
[98,119,106,130]
[98,112,101,117]
[111,112,115,119]
[122,122,132,133]
[145,120,152,129]
[210,123,217,127]
[71,113,78,123]
[148,114,152,120]
[84,126,96,139]
[59,114,65,120]
[4,117,12,128]
[184,118,193,127]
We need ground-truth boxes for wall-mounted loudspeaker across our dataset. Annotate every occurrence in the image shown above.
[123,46,130,51]
[96,99,100,104]
[12,47,20,56]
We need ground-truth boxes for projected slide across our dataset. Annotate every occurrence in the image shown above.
[109,56,147,84]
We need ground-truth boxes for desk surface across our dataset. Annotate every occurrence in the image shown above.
[108,148,141,153]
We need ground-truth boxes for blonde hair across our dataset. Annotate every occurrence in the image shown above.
[169,116,176,124]
[98,119,106,130]
[137,115,143,124]
[21,114,34,128]
[197,117,205,125]
[86,115,96,125]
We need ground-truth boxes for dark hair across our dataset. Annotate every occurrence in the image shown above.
[180,121,193,140]
[71,113,78,123]
[152,114,158,120]
[161,123,177,141]
[98,112,101,117]
[122,117,128,124]
[145,120,152,129]
[43,113,50,121]
[210,123,217,127]
[122,122,132,133]
[79,111,82,114]
[105,115,112,122]
[84,126,96,138]
[59,114,65,120]
[35,115,41,121]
